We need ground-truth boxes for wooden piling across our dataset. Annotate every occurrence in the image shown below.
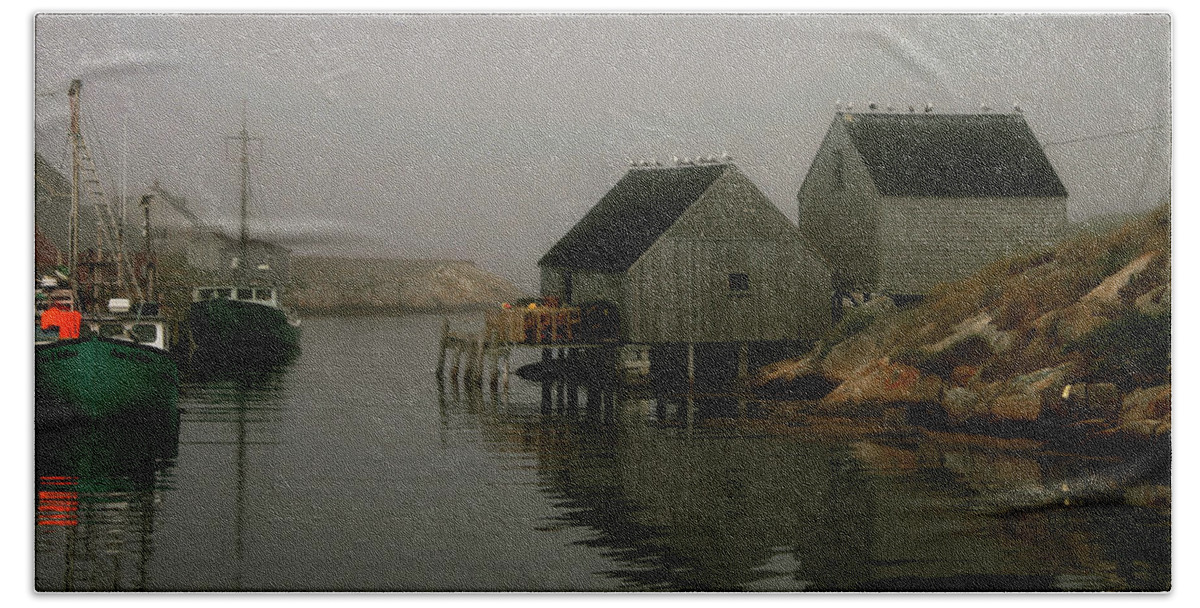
[737,342,749,386]
[449,342,462,383]
[460,340,471,384]
[687,342,695,389]
[567,382,579,413]
[685,394,695,432]
[435,318,449,382]
[473,337,485,387]
[501,353,510,391]
[486,328,500,392]
[463,338,476,385]
[488,354,500,392]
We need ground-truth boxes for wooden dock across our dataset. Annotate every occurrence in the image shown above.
[435,305,625,391]
[483,306,592,345]
[436,306,758,393]
[436,319,511,392]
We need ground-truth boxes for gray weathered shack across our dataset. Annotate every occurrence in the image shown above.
[540,162,831,345]
[797,112,1067,297]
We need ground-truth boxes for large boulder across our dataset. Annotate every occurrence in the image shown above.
[942,386,987,423]
[909,312,1013,378]
[1044,381,1121,422]
[821,357,943,410]
[1026,251,1161,349]
[982,363,1075,423]
[752,353,839,398]
[1113,384,1171,436]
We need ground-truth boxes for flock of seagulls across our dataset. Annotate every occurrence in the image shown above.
[626,99,1026,170]
[628,152,733,168]
[835,100,1024,114]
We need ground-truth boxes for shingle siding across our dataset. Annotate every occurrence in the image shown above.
[877,197,1065,293]
[798,120,881,292]
[543,164,832,344]
[798,112,1067,295]
[627,168,831,343]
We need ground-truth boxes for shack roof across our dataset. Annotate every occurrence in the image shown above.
[539,163,727,272]
[840,112,1067,198]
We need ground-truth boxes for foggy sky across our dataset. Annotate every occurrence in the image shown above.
[33,13,1171,291]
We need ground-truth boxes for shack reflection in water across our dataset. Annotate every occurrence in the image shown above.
[445,379,1169,591]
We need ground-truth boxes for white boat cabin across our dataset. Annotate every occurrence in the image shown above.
[84,316,171,350]
[192,285,281,308]
[36,295,171,350]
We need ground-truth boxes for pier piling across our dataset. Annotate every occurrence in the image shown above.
[687,343,695,389]
[737,342,749,387]
[435,319,449,382]
[449,344,462,384]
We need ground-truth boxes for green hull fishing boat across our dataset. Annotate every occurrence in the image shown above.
[188,286,300,365]
[35,79,180,428]
[36,310,179,428]
[186,117,300,368]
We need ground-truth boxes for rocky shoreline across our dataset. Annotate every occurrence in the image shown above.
[752,204,1170,479]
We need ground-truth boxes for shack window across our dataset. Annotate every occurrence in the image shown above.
[729,273,750,292]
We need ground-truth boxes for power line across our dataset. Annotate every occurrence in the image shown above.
[1043,123,1169,148]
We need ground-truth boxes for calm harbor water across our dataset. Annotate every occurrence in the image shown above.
[34,314,1170,591]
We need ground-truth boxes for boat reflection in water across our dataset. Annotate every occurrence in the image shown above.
[35,411,179,591]
[442,376,1170,592]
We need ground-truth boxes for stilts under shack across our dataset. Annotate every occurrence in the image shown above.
[436,305,644,392]
[435,306,767,400]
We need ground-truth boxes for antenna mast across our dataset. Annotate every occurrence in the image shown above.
[67,79,82,281]
[239,111,249,266]
[229,102,259,275]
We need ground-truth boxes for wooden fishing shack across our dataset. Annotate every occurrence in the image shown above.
[539,160,832,345]
[536,159,832,385]
[797,110,1068,301]
[438,159,832,392]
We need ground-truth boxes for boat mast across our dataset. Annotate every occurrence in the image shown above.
[232,104,255,278]
[67,80,82,283]
[116,119,127,292]
[141,194,155,302]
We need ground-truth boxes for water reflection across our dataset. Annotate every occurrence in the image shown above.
[34,315,1166,591]
[35,413,180,591]
[175,363,288,591]
[442,380,1170,591]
